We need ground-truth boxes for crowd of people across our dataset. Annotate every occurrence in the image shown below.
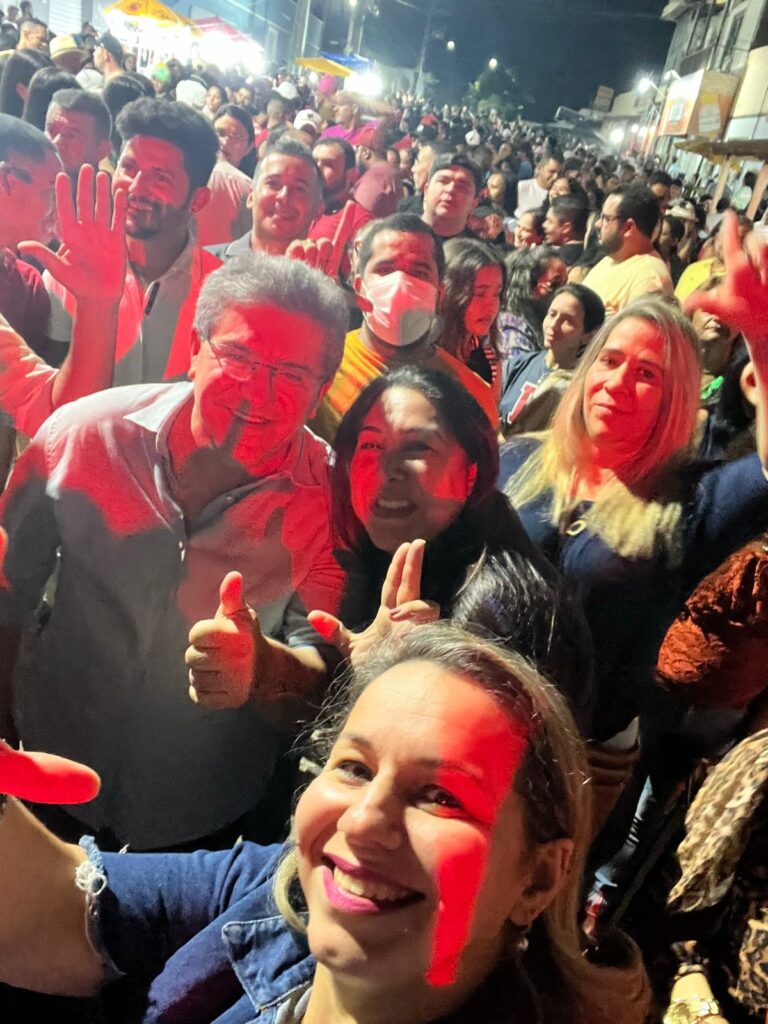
[2,9,768,1024]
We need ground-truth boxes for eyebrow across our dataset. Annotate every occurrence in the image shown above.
[339,732,485,783]
[358,424,449,442]
[602,346,663,369]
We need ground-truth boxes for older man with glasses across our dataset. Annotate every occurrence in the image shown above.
[0,253,349,854]
[583,183,672,315]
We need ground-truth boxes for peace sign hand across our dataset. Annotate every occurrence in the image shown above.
[18,166,127,306]
[308,540,439,669]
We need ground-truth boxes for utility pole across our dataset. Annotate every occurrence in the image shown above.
[345,0,367,54]
[289,0,313,63]
[414,0,437,97]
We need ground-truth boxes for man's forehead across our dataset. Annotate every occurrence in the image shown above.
[46,105,91,128]
[121,135,185,168]
[260,154,317,181]
[211,302,325,358]
[369,229,436,263]
[10,147,60,175]
[313,144,342,163]
[433,166,473,186]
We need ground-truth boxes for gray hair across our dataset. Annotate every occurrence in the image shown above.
[194,252,348,379]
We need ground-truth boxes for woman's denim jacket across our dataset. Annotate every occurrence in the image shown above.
[80,838,314,1023]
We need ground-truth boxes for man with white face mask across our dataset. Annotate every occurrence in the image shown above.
[309,213,498,442]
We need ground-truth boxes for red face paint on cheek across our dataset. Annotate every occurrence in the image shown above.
[349,451,381,524]
[425,726,529,988]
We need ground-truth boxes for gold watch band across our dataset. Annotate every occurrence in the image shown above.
[663,995,723,1024]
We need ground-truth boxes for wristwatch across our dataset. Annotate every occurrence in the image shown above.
[663,996,723,1023]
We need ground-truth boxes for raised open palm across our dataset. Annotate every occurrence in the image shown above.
[18,165,127,305]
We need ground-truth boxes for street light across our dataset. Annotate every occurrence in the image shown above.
[488,57,498,70]
[446,39,455,51]
[637,75,656,95]
[609,127,625,147]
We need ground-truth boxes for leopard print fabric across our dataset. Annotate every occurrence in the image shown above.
[669,730,768,1015]
[669,729,768,913]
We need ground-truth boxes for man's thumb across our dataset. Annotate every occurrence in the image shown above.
[217,571,250,619]
[308,610,352,654]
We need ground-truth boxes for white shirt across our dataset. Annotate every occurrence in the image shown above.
[0,382,345,848]
[514,177,548,218]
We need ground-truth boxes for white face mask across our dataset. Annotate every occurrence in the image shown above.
[362,270,438,348]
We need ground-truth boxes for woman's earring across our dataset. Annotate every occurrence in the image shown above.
[512,922,530,954]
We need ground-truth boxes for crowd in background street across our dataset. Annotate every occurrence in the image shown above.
[2,8,768,1024]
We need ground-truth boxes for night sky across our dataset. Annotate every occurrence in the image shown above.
[325,0,675,120]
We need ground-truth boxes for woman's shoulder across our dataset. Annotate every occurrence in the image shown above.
[498,435,543,490]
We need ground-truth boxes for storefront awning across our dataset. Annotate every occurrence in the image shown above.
[102,0,196,28]
[295,56,352,77]
[675,137,768,163]
[658,69,739,138]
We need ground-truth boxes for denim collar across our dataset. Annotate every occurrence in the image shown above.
[222,914,316,1014]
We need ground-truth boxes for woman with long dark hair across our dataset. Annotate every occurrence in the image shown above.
[212,103,256,177]
[308,365,593,734]
[438,238,506,394]
[500,283,605,432]
[499,245,567,358]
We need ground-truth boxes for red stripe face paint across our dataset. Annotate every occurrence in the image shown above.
[295,658,530,1001]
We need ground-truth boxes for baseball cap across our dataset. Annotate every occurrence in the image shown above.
[465,129,481,147]
[294,109,321,135]
[355,120,384,150]
[276,80,298,101]
[176,78,207,110]
[669,201,697,223]
[95,32,123,63]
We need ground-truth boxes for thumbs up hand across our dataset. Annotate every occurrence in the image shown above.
[185,571,266,710]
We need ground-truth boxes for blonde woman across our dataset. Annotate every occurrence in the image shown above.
[500,213,768,747]
[0,624,649,1023]
[500,214,768,921]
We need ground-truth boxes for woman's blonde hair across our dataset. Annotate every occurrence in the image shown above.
[506,297,701,562]
[273,623,649,1024]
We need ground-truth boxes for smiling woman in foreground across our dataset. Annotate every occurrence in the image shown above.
[0,623,648,1024]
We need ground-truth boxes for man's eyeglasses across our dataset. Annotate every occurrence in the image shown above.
[597,213,624,224]
[207,340,318,392]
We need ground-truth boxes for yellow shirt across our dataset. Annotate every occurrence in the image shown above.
[674,258,721,303]
[583,252,672,316]
[310,328,498,443]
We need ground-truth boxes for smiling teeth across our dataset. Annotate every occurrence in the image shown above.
[333,867,411,902]
[376,499,411,510]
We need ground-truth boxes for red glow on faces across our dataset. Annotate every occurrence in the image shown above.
[189,304,327,477]
[295,661,531,996]
[349,389,477,554]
